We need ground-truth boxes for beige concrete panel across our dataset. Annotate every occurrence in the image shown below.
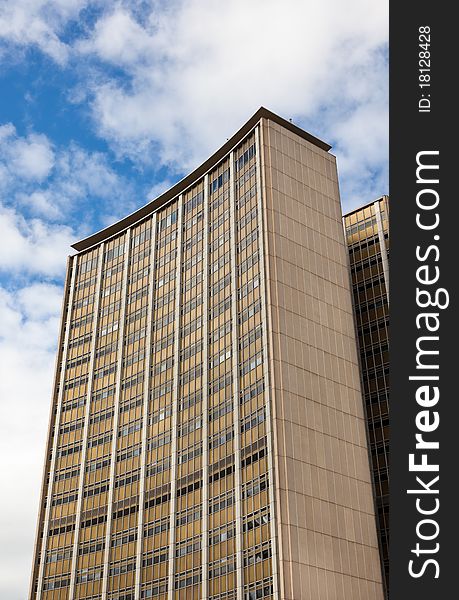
[261,118,383,598]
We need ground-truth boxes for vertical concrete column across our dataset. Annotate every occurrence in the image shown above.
[68,244,105,600]
[255,124,280,599]
[167,196,184,599]
[229,150,244,600]
[201,176,210,599]
[374,198,390,302]
[100,229,132,600]
[134,215,158,600]
[36,254,79,600]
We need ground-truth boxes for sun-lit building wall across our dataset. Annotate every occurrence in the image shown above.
[344,196,389,593]
[30,108,384,600]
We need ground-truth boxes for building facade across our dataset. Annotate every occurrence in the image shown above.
[30,108,384,600]
[343,197,389,592]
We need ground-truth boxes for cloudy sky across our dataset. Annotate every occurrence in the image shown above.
[0,1,388,598]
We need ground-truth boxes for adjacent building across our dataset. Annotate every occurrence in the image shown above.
[30,108,384,600]
[343,197,389,593]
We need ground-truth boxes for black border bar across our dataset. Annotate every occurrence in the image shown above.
[390,4,457,598]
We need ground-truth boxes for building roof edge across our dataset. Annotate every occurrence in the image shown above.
[342,195,389,219]
[72,107,331,252]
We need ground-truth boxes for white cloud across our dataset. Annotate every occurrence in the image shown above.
[11,135,55,180]
[0,0,88,64]
[55,143,123,201]
[333,97,389,210]
[73,0,389,209]
[146,178,176,201]
[2,1,389,209]
[22,190,63,219]
[1,125,136,230]
[17,281,63,319]
[0,204,73,276]
[0,283,62,600]
[0,122,15,141]
[77,8,156,66]
[0,124,55,182]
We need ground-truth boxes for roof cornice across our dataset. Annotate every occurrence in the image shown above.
[72,106,331,252]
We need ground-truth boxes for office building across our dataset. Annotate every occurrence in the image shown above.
[30,108,384,600]
[343,197,389,592]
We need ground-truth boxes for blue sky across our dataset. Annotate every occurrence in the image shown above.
[0,1,388,598]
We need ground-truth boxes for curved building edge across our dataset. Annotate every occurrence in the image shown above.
[72,106,331,253]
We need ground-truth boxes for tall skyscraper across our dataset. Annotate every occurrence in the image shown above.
[343,197,389,593]
[30,108,384,600]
